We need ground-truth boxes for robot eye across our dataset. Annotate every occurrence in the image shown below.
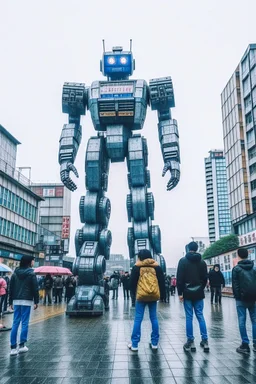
[120,57,127,64]
[108,57,116,65]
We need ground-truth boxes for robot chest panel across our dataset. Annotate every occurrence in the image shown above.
[99,81,135,124]
[89,80,148,130]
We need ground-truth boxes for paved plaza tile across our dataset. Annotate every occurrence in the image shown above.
[1,292,256,383]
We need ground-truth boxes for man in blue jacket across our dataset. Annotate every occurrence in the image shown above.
[9,255,39,356]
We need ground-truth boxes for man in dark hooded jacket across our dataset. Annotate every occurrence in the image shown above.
[9,255,39,356]
[232,247,256,355]
[177,241,209,352]
[209,264,225,305]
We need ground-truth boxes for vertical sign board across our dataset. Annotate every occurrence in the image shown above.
[62,216,70,239]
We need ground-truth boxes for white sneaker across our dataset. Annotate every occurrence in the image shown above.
[19,346,28,354]
[127,343,138,352]
[151,344,158,350]
[10,349,19,356]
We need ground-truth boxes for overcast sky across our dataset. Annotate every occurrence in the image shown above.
[0,0,256,267]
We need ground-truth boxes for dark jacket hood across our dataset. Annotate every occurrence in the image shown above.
[185,252,201,263]
[15,267,35,280]
[237,259,254,270]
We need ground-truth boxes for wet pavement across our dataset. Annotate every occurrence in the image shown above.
[0,290,256,384]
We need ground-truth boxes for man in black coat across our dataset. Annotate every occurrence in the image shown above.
[121,271,130,299]
[177,241,209,353]
[232,247,256,354]
[209,264,225,305]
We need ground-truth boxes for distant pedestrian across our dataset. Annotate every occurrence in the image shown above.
[128,249,165,351]
[65,275,76,303]
[177,241,209,352]
[103,276,110,310]
[9,255,39,356]
[0,275,7,316]
[209,264,225,305]
[110,271,120,300]
[43,274,53,305]
[122,271,130,299]
[170,275,177,296]
[164,274,170,303]
[232,247,256,354]
[3,273,11,313]
[54,275,63,303]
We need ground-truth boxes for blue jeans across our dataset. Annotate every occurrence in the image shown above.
[236,300,256,344]
[184,300,208,341]
[131,301,159,347]
[10,305,31,348]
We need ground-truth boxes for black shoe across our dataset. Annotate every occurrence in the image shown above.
[183,340,196,352]
[236,343,250,354]
[200,339,210,352]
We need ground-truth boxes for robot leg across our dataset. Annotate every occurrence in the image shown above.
[126,134,166,272]
[67,136,112,316]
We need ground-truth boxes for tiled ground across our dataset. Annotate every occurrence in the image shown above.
[0,291,256,383]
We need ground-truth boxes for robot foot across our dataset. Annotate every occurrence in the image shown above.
[66,285,104,316]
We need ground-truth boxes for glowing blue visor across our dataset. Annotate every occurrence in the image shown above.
[103,54,133,76]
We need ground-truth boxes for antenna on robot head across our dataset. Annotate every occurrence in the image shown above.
[130,39,132,52]
[102,39,105,53]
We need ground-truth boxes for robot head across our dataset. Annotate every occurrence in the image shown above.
[100,44,135,80]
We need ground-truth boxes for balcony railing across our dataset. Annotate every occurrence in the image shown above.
[0,159,31,187]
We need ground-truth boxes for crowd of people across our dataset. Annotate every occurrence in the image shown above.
[102,269,177,310]
[1,241,256,357]
[37,274,77,305]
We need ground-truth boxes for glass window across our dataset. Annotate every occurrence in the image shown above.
[243,76,250,93]
[244,94,251,109]
[246,112,253,125]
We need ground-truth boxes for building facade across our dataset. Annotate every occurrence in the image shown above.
[221,44,256,255]
[204,150,231,243]
[105,254,130,275]
[0,125,43,268]
[30,183,71,265]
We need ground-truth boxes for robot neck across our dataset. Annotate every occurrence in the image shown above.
[108,74,130,81]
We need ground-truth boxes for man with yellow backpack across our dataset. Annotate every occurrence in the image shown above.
[128,249,166,351]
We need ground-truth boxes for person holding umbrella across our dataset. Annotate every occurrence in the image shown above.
[9,255,39,356]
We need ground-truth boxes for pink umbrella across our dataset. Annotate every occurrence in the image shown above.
[34,266,72,276]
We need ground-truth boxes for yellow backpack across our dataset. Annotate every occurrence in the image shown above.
[136,266,160,302]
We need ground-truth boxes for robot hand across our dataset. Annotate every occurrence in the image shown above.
[162,160,180,191]
[60,161,79,191]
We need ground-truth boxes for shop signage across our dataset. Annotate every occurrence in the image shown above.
[43,188,55,197]
[0,249,23,261]
[62,216,70,239]
[239,230,256,246]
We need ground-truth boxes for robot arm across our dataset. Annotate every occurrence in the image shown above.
[59,82,87,191]
[149,77,180,191]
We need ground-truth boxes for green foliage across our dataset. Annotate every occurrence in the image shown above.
[203,234,239,259]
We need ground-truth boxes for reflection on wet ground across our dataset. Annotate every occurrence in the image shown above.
[0,291,256,383]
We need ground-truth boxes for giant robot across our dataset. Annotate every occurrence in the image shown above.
[59,42,180,315]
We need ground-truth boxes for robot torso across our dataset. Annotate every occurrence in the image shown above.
[88,79,149,131]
